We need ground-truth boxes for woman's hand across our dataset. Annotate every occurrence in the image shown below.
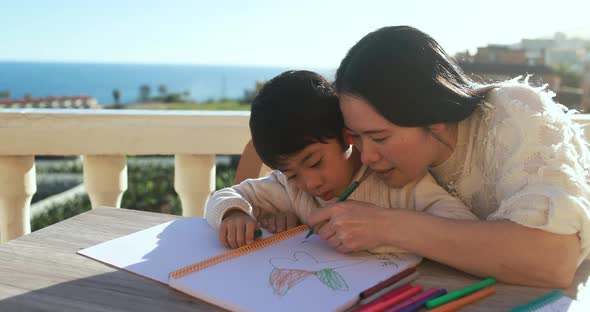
[259,212,301,233]
[307,200,397,253]
[219,210,259,249]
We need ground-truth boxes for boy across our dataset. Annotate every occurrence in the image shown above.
[205,70,477,250]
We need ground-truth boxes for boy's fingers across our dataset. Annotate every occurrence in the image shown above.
[268,217,277,233]
[219,223,230,248]
[235,222,246,247]
[245,221,257,244]
[286,213,299,229]
[226,224,237,249]
[275,214,287,232]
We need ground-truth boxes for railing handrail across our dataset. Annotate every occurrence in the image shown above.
[0,109,251,156]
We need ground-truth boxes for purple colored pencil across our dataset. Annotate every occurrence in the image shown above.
[389,288,447,312]
[383,288,443,312]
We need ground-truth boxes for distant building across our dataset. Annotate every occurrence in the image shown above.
[582,62,590,112]
[517,32,590,72]
[459,61,560,91]
[0,96,100,109]
[474,46,528,65]
[456,41,590,108]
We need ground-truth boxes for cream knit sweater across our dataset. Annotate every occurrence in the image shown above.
[430,78,590,265]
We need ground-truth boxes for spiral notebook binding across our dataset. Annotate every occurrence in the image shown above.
[169,224,309,280]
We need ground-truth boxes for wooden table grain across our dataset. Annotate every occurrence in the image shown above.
[0,207,588,311]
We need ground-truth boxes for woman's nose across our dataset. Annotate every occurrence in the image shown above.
[360,140,381,164]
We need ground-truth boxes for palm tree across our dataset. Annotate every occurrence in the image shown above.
[139,85,151,102]
[158,85,168,97]
[112,88,121,105]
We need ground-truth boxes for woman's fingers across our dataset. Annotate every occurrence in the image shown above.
[309,200,387,252]
[326,232,340,247]
[316,220,334,240]
[307,206,334,230]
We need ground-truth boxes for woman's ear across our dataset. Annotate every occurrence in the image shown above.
[428,123,447,134]
[342,129,354,145]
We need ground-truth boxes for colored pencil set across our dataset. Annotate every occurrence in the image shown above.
[353,267,496,312]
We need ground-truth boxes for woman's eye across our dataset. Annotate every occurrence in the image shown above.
[372,137,387,143]
[287,174,297,180]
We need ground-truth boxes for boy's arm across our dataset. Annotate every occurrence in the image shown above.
[205,170,296,230]
[412,173,479,221]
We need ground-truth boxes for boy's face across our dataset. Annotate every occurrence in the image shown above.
[277,138,356,201]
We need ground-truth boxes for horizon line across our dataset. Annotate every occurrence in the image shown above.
[0,59,336,70]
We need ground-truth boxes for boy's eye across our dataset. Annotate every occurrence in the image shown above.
[287,174,297,180]
[310,159,322,168]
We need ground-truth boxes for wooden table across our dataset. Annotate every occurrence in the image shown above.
[1,207,588,311]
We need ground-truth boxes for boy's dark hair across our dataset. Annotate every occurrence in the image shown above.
[250,70,345,169]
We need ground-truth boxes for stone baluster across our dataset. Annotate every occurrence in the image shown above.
[0,156,36,243]
[174,154,215,217]
[83,155,128,208]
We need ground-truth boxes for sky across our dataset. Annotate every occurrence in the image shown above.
[1,0,589,68]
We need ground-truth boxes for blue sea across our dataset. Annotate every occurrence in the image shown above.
[0,62,335,105]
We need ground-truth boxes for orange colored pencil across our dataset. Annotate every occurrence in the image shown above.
[428,286,496,312]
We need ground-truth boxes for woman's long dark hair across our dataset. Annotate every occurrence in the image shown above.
[335,26,490,127]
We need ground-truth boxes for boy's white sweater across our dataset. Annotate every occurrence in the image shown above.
[205,167,477,253]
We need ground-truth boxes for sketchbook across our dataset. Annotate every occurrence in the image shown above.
[78,218,422,312]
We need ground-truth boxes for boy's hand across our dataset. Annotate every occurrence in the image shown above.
[259,212,301,233]
[219,210,259,249]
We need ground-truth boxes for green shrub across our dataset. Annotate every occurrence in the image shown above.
[31,194,91,231]
[31,157,237,231]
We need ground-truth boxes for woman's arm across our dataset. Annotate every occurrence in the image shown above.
[308,201,579,288]
[389,209,579,288]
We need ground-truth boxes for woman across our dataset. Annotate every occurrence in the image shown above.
[308,26,590,287]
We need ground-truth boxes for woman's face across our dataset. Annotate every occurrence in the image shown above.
[340,94,440,188]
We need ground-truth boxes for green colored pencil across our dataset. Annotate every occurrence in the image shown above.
[425,277,496,309]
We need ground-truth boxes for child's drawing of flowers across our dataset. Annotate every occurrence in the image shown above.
[268,251,365,296]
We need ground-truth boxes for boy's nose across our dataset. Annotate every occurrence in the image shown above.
[304,174,322,191]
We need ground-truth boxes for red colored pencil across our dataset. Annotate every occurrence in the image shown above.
[359,267,417,299]
[354,284,424,312]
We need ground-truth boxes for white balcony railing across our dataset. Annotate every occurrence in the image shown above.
[1,109,590,244]
[0,109,251,243]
